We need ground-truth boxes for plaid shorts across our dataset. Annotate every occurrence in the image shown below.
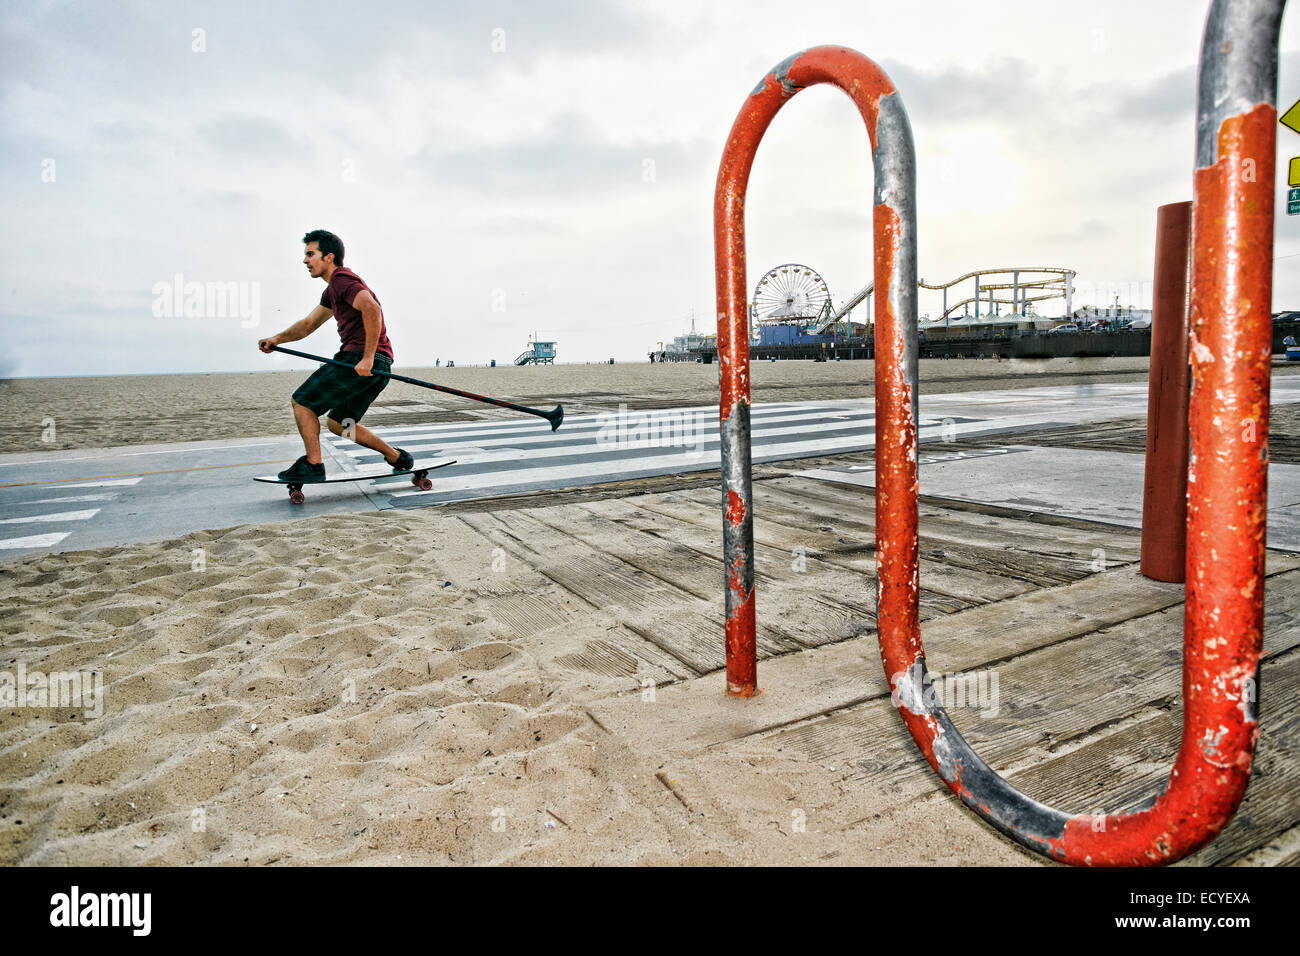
[291,350,392,425]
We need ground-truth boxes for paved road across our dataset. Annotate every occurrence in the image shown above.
[3,378,1299,560]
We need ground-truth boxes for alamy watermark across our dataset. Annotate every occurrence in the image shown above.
[151,274,260,327]
[594,403,708,458]
[49,886,150,936]
[890,660,999,718]
[1,663,104,718]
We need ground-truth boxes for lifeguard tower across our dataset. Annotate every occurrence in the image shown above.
[514,338,556,365]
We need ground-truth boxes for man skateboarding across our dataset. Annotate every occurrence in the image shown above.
[258,230,413,481]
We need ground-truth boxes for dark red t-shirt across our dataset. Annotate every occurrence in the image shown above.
[319,266,394,360]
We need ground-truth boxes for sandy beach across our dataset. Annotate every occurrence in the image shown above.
[2,357,1298,866]
[1,483,1039,866]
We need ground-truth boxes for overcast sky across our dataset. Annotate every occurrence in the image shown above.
[2,0,1299,377]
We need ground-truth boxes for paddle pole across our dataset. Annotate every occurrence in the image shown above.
[268,345,564,431]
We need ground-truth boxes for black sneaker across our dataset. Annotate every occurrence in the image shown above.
[278,456,326,482]
[388,447,414,472]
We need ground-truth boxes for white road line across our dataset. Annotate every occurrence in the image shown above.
[28,494,115,504]
[355,416,888,471]
[331,400,854,444]
[47,477,143,489]
[377,415,1040,499]
[387,432,883,498]
[0,440,285,468]
[0,508,101,525]
[333,407,879,458]
[0,532,72,549]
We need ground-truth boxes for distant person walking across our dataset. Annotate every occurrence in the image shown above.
[258,230,412,481]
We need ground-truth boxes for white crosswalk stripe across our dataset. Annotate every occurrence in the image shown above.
[318,394,1048,506]
[336,412,875,467]
[1,482,129,556]
[0,532,72,550]
[323,402,872,492]
[383,432,880,498]
[0,508,101,525]
[29,494,115,504]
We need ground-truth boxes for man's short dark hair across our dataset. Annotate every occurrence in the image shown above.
[303,229,344,266]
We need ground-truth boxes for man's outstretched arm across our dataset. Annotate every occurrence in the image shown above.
[259,305,332,351]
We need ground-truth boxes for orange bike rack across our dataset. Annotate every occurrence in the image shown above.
[713,0,1285,865]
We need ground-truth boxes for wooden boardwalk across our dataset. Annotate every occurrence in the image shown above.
[448,448,1300,865]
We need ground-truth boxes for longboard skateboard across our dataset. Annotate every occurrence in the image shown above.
[254,458,456,504]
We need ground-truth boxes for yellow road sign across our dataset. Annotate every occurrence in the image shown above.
[1292,157,1300,188]
[1282,97,1300,135]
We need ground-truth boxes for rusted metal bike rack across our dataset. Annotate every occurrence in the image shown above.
[713,0,1284,865]
[715,45,919,697]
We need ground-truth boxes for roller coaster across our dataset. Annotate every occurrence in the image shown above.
[774,266,1078,337]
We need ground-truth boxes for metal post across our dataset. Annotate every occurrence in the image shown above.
[1141,201,1193,582]
[714,46,917,697]
[715,0,1283,867]
[873,0,1283,866]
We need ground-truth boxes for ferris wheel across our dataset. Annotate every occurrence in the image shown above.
[751,263,831,326]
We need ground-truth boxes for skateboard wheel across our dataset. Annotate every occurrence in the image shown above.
[418,477,433,491]
[289,490,305,505]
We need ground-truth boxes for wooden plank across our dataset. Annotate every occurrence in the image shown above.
[570,497,887,650]
[588,564,1194,756]
[1001,648,1300,866]
[698,478,1092,588]
[487,590,575,637]
[592,493,811,588]
[742,486,1035,606]
[457,511,729,673]
[459,510,690,618]
[751,476,1142,577]
[636,496,979,621]
[527,502,719,600]
[597,493,966,626]
[761,570,1300,862]
[443,512,698,687]
[550,629,695,684]
[752,475,1145,559]
[1228,823,1300,866]
[458,509,805,671]
[539,500,932,646]
[645,489,1086,595]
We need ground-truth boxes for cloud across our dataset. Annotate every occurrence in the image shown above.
[1114,65,1196,123]
[437,0,664,59]
[4,1,1299,374]
[203,188,261,208]
[1037,218,1118,244]
[0,23,49,96]
[194,113,305,156]
[424,111,704,196]
[879,56,1052,127]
